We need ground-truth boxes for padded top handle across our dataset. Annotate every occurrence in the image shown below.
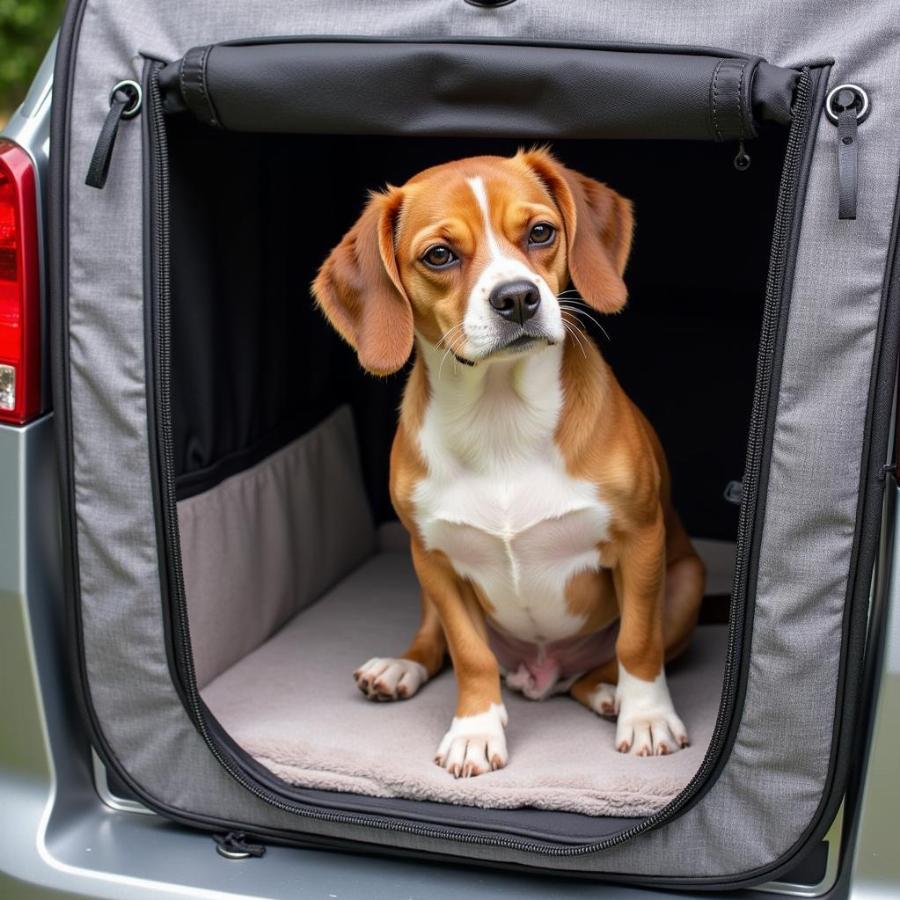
[159,40,800,141]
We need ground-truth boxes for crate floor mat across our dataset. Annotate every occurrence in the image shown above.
[202,550,727,817]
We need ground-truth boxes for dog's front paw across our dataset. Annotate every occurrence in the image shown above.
[615,669,688,756]
[354,657,428,701]
[434,703,508,778]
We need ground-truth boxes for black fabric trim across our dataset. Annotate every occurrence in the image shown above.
[141,56,195,717]
[160,40,799,140]
[179,44,219,128]
[707,57,756,142]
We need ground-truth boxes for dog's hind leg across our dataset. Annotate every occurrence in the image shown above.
[658,507,705,662]
[354,590,447,701]
[570,511,705,749]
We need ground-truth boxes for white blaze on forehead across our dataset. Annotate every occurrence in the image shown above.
[463,173,535,291]
[467,175,503,260]
[457,174,565,358]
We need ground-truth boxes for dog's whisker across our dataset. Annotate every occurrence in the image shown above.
[560,309,587,333]
[439,324,466,349]
[437,322,466,349]
[558,297,603,315]
[560,314,588,359]
[438,343,455,379]
[557,299,596,312]
[559,303,611,343]
[563,323,587,360]
[438,333,460,378]
[438,328,470,378]
[560,311,590,352]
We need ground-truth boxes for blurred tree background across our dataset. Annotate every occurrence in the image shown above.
[0,0,65,121]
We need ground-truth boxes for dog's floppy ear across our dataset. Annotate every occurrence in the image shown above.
[312,188,413,376]
[519,148,633,314]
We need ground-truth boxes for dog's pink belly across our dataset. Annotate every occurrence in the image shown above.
[487,620,618,700]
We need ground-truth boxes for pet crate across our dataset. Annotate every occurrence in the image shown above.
[51,1,899,889]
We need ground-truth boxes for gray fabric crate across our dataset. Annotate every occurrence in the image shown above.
[51,0,899,884]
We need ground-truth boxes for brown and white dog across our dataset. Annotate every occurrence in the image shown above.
[313,149,705,777]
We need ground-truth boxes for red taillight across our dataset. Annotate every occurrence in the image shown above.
[0,139,40,425]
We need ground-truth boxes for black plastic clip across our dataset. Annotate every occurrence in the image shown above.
[878,462,897,482]
[213,832,267,860]
[723,480,744,505]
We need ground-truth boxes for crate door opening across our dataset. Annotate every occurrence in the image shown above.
[164,124,787,823]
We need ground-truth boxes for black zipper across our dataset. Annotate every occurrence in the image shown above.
[147,61,815,856]
[710,68,815,781]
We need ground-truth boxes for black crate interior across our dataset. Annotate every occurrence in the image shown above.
[163,115,788,836]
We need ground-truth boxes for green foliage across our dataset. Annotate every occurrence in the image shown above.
[0,0,64,114]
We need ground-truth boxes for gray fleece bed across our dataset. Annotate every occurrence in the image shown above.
[202,548,727,818]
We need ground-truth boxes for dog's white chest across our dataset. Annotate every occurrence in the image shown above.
[416,465,611,642]
[412,344,612,643]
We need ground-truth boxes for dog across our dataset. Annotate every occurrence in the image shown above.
[313,149,705,777]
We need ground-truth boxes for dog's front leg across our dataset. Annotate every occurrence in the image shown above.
[611,511,688,756]
[410,539,508,777]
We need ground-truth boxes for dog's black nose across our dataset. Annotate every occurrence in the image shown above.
[488,280,541,325]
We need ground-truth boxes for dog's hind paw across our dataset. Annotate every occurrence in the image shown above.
[587,682,619,717]
[354,657,428,701]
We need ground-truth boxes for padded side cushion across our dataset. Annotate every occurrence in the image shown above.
[202,551,727,816]
[178,406,376,687]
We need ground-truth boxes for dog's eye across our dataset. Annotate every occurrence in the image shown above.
[421,245,458,269]
[528,223,556,246]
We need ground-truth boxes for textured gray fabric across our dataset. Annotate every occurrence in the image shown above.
[203,551,726,817]
[63,0,899,877]
[178,407,375,688]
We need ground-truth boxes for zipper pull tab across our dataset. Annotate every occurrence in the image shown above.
[85,80,142,189]
[826,83,870,221]
[733,141,751,172]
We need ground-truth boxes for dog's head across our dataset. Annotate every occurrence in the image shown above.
[312,149,633,375]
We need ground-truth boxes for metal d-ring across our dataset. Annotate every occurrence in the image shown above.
[110,79,142,119]
[825,83,870,125]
